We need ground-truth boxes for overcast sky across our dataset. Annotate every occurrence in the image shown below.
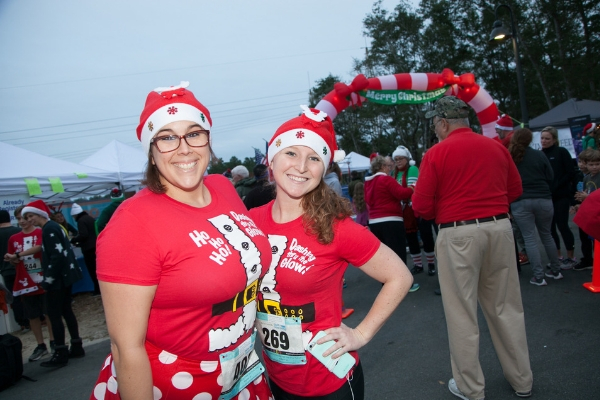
[0,0,419,166]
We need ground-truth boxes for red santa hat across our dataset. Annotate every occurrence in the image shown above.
[267,106,345,174]
[136,81,212,154]
[584,123,597,135]
[21,200,51,220]
[495,114,514,131]
[369,152,379,161]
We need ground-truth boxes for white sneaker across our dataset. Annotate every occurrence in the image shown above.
[560,257,577,270]
[448,378,483,400]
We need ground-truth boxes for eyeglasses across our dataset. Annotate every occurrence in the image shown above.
[429,119,444,133]
[151,131,210,153]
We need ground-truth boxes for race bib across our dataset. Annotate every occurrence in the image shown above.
[219,331,264,400]
[257,312,306,365]
[23,258,43,283]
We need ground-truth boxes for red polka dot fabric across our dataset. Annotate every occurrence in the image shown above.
[90,341,273,400]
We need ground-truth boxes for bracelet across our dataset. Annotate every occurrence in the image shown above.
[15,252,20,259]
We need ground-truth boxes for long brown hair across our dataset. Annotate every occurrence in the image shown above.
[301,180,353,245]
[508,128,533,165]
[353,182,366,213]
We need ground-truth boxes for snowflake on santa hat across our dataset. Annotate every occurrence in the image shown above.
[276,139,282,147]
[296,131,305,139]
[200,113,206,123]
[148,121,154,132]
[168,106,178,115]
[323,147,328,155]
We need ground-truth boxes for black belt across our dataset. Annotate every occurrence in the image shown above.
[212,280,259,316]
[257,299,316,323]
[439,213,509,229]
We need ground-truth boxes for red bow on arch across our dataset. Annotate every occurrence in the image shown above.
[441,68,475,88]
[334,74,370,104]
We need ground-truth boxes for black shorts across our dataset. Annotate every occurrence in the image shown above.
[21,293,47,320]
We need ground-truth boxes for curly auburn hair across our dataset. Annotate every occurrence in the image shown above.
[300,180,353,245]
[508,128,533,165]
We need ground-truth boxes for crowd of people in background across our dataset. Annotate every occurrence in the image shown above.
[1,87,598,400]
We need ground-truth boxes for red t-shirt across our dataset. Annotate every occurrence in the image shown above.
[249,201,380,396]
[97,175,272,361]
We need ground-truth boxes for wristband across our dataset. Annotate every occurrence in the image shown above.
[15,252,20,259]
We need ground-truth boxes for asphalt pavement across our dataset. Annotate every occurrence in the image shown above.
[3,222,599,399]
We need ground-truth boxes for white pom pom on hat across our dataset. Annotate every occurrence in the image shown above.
[267,106,345,175]
[584,123,597,134]
[392,146,416,166]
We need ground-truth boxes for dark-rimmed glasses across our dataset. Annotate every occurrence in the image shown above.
[151,131,210,153]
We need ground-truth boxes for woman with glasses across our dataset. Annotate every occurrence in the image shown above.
[90,82,273,400]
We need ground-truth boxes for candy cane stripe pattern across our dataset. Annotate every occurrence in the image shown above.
[314,68,499,139]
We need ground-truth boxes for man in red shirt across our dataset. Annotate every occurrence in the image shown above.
[412,96,533,400]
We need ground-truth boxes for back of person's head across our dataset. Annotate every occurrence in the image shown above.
[370,155,386,173]
[0,210,10,224]
[350,170,359,180]
[253,164,268,180]
[508,128,533,164]
[353,182,366,213]
[231,165,249,179]
[110,187,124,200]
[328,163,342,179]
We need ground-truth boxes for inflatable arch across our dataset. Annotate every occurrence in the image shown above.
[314,68,500,139]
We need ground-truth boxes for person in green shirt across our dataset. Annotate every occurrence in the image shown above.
[95,187,125,235]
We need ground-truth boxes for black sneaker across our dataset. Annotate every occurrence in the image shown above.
[573,261,593,271]
[40,346,69,368]
[411,265,424,274]
[427,263,436,276]
[29,344,48,362]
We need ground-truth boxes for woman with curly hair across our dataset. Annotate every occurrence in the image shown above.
[509,128,563,286]
[249,106,413,399]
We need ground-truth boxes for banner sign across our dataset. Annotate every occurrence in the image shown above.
[360,86,449,105]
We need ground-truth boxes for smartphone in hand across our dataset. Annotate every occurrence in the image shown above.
[306,331,356,379]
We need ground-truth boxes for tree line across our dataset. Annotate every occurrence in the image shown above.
[211,0,598,172]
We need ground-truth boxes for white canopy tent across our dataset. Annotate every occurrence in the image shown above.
[338,151,371,173]
[0,142,118,201]
[80,140,147,191]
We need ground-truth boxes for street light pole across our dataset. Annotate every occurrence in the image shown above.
[490,4,529,127]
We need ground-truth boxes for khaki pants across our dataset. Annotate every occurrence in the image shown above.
[437,218,533,399]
